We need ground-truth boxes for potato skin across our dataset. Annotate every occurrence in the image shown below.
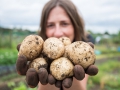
[29,57,48,72]
[43,37,65,60]
[18,35,44,61]
[59,37,71,46]
[50,57,74,80]
[64,41,96,69]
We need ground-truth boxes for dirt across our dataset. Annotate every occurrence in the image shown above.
[95,56,120,65]
[0,76,25,90]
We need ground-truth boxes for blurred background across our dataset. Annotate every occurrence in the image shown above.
[0,0,120,90]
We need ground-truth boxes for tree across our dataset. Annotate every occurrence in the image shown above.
[104,31,109,35]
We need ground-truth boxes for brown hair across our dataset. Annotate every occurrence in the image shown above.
[39,0,87,42]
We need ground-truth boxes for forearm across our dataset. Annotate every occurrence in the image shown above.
[37,74,88,90]
[79,74,88,90]
[63,74,88,90]
[37,83,60,90]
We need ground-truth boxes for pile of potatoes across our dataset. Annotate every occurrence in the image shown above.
[18,35,96,80]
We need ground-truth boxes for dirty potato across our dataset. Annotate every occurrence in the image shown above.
[59,37,71,46]
[43,37,65,60]
[18,35,44,61]
[29,57,48,72]
[50,57,74,80]
[64,41,95,69]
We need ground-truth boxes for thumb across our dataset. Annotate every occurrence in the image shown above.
[16,55,28,75]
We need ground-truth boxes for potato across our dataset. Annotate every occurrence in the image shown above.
[50,57,74,80]
[18,35,44,61]
[59,37,71,46]
[43,37,64,59]
[29,57,48,72]
[64,41,95,69]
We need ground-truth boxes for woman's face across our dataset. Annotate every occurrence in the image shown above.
[46,6,74,42]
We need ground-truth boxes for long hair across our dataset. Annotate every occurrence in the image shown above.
[39,0,87,42]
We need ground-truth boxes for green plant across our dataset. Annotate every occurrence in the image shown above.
[0,48,18,65]
[88,60,120,89]
[1,73,21,81]
[7,81,37,90]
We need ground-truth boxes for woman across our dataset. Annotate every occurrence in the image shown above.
[38,0,97,90]
[16,0,98,90]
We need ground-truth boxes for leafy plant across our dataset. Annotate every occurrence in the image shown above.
[0,48,18,65]
[88,60,120,89]
[7,81,37,90]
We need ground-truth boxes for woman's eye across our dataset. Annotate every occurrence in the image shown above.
[61,22,69,26]
[47,24,54,28]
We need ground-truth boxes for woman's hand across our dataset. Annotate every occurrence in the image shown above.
[16,44,48,87]
[16,42,98,88]
[60,42,98,88]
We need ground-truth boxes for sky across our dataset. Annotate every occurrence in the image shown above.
[0,0,120,34]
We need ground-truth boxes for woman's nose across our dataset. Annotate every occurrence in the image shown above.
[53,25,63,38]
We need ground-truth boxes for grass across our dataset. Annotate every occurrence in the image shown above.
[88,60,120,90]
[7,81,37,90]
[96,52,120,60]
[0,72,37,90]
[95,44,120,60]
[0,72,21,82]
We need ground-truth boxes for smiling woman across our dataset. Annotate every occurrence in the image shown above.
[15,0,98,90]
[37,0,98,90]
[46,6,75,42]
[40,0,86,42]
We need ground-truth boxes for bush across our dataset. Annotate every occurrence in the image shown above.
[0,48,17,65]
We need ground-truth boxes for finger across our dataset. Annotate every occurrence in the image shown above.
[86,65,98,76]
[74,65,85,80]
[17,44,21,51]
[55,80,62,88]
[62,77,73,88]
[26,68,39,88]
[48,74,56,85]
[38,68,48,85]
[87,42,94,49]
[16,55,28,75]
